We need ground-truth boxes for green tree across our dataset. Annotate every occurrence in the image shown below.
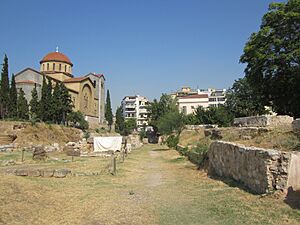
[59,82,73,124]
[8,74,17,118]
[29,86,39,118]
[225,77,267,118]
[51,82,62,123]
[39,76,53,122]
[46,78,54,121]
[115,106,125,134]
[193,106,234,127]
[105,89,113,131]
[147,94,177,131]
[124,118,137,135]
[157,111,185,135]
[39,76,48,121]
[0,54,10,118]
[67,111,89,130]
[240,0,300,117]
[17,88,29,120]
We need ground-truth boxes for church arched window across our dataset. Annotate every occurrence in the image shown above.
[53,63,55,71]
[59,64,61,71]
[65,65,67,72]
[47,63,49,71]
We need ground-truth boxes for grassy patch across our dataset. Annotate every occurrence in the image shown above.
[0,144,300,224]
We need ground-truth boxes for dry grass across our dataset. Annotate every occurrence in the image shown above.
[179,129,205,146]
[179,128,300,152]
[0,145,299,224]
[0,121,82,147]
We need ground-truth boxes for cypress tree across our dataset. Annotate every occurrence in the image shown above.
[39,76,47,121]
[105,89,113,131]
[0,54,10,118]
[39,76,53,122]
[17,88,29,120]
[115,106,125,134]
[52,82,62,123]
[59,82,73,125]
[46,78,53,121]
[30,86,39,118]
[8,74,17,118]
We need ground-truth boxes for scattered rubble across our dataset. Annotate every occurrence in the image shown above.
[32,146,47,161]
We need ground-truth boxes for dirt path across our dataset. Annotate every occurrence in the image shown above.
[1,144,300,225]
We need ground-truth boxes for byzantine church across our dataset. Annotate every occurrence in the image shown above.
[15,49,105,125]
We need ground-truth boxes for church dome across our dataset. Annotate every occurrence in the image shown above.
[40,52,73,66]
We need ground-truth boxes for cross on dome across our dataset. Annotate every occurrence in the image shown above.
[56,46,59,52]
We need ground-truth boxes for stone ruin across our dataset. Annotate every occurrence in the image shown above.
[32,146,47,161]
[208,141,300,194]
[233,115,294,128]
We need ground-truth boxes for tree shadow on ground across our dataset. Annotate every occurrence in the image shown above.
[208,174,260,195]
[284,187,300,210]
[151,148,170,152]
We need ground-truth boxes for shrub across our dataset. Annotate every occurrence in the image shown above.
[139,129,146,141]
[67,111,89,130]
[83,131,90,139]
[166,135,179,148]
[187,143,209,167]
[176,146,188,156]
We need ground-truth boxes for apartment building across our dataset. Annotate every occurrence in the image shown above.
[172,87,226,115]
[121,95,149,127]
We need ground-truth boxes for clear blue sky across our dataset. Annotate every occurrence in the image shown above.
[0,0,276,111]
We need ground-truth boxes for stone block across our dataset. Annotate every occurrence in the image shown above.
[27,169,41,177]
[292,119,300,133]
[40,169,54,177]
[53,169,71,178]
[15,169,28,176]
[233,115,293,128]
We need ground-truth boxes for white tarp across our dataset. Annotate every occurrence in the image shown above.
[93,136,123,152]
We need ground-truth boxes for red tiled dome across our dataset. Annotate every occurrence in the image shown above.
[40,52,73,66]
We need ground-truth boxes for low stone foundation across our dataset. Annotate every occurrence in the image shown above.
[208,141,293,194]
[14,168,71,178]
[128,134,143,149]
[233,115,293,128]
[292,119,300,134]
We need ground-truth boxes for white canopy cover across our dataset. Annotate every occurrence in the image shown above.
[93,136,123,152]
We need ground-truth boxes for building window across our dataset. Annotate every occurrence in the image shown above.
[93,80,96,88]
[47,63,49,71]
[53,63,55,71]
[59,64,61,71]
[65,65,67,72]
[42,64,45,71]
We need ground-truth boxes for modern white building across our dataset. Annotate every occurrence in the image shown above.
[172,87,226,115]
[121,95,149,127]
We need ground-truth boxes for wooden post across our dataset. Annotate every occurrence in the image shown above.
[122,150,125,162]
[111,154,117,175]
[21,149,25,162]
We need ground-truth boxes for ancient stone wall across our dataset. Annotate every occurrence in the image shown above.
[292,119,300,134]
[208,141,291,194]
[185,124,217,130]
[127,134,143,149]
[233,115,293,128]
